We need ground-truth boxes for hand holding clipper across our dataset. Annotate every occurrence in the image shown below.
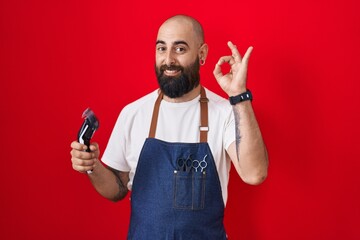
[78,108,99,173]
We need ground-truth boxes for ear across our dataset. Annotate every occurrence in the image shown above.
[198,43,209,62]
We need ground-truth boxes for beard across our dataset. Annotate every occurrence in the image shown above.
[155,57,200,98]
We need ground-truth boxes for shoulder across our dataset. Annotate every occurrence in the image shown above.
[204,87,226,102]
[204,87,232,114]
[120,89,159,118]
[112,89,159,130]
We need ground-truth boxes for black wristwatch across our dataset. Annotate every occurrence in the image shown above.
[229,90,253,105]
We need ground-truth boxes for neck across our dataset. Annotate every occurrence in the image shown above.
[163,85,202,103]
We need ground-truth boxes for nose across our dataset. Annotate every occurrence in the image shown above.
[165,50,175,66]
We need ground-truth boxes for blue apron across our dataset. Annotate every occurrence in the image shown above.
[128,87,227,240]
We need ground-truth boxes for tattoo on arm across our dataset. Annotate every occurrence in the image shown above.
[107,166,128,201]
[233,106,241,162]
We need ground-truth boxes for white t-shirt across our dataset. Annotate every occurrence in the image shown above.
[102,87,235,204]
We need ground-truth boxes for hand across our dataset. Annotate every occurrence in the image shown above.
[70,141,100,173]
[213,41,253,96]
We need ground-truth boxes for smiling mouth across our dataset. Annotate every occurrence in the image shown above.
[164,69,181,76]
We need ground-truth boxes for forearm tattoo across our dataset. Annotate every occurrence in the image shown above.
[107,166,128,201]
[233,106,241,162]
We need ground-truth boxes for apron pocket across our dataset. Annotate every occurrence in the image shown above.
[173,170,206,210]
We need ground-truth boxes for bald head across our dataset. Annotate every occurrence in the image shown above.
[159,15,204,45]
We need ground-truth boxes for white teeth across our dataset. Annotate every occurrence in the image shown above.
[165,70,179,75]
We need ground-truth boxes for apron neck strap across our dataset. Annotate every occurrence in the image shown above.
[199,86,209,143]
[148,86,209,143]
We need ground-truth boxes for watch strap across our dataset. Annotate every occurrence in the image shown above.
[229,90,252,105]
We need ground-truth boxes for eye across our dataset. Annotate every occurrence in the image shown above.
[175,46,186,53]
[157,46,166,52]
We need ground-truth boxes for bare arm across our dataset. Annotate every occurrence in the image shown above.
[213,41,268,185]
[227,101,268,185]
[70,141,129,201]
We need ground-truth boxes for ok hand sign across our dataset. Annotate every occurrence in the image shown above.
[213,41,253,97]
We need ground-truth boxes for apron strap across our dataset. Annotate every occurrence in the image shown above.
[148,86,209,143]
[199,86,209,143]
[149,90,163,139]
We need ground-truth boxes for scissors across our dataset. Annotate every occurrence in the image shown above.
[177,156,193,172]
[198,155,208,172]
[192,159,200,172]
[189,155,208,172]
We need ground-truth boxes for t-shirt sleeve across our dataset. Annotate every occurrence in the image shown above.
[101,109,131,172]
[223,109,235,150]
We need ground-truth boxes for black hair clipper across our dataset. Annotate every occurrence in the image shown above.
[78,108,99,152]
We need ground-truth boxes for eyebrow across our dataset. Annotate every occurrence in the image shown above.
[174,41,189,47]
[156,40,190,47]
[156,40,166,45]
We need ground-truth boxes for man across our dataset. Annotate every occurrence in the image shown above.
[71,14,268,239]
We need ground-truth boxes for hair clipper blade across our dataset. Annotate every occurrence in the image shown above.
[78,108,99,152]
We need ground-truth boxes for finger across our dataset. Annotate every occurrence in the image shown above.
[70,141,87,151]
[242,46,253,64]
[89,142,99,152]
[70,148,95,160]
[228,41,242,62]
[71,155,97,173]
[213,62,223,81]
[72,157,95,167]
[71,156,95,166]
[72,163,95,173]
[217,56,235,66]
[214,56,232,80]
[89,142,100,158]
[214,56,235,81]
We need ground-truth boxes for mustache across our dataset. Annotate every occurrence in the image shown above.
[159,64,184,72]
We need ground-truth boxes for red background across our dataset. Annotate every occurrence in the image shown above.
[1,0,359,239]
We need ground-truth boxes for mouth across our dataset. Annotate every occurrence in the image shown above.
[164,69,181,76]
